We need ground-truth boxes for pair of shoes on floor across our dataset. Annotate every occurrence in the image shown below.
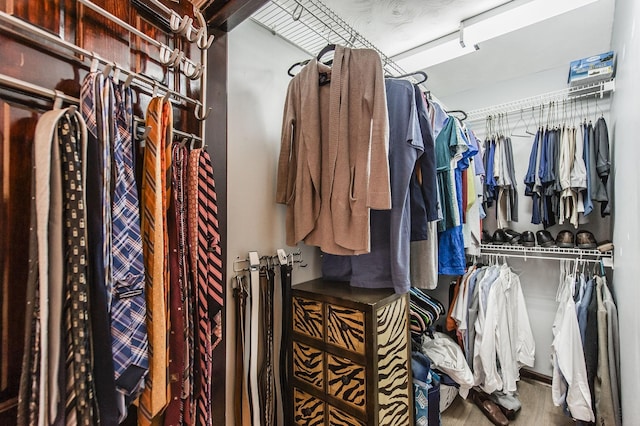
[469,388,509,426]
[555,230,598,249]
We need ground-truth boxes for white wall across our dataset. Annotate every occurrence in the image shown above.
[226,20,321,425]
[431,62,612,378]
[610,0,640,423]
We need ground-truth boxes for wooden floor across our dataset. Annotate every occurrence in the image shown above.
[441,378,575,426]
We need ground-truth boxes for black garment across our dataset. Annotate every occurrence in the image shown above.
[83,74,120,426]
[410,85,439,242]
[279,264,294,425]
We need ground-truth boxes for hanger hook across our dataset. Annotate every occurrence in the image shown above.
[194,102,212,121]
[292,2,303,21]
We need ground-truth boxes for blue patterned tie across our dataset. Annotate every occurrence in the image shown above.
[110,80,149,400]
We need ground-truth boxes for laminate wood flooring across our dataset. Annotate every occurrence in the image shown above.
[441,378,576,426]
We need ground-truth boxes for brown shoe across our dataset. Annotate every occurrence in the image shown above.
[576,230,597,249]
[470,389,509,426]
[555,230,575,248]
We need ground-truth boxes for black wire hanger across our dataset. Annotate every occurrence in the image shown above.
[447,109,468,121]
[389,70,428,84]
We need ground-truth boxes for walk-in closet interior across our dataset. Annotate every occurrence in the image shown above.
[1,0,638,425]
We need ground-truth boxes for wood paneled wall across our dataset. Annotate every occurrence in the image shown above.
[0,0,213,423]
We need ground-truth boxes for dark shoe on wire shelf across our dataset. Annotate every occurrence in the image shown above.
[519,231,536,247]
[503,229,521,244]
[536,230,555,247]
[482,230,492,244]
[555,230,575,248]
[492,229,509,245]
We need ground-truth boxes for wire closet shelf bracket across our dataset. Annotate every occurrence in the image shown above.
[250,0,407,77]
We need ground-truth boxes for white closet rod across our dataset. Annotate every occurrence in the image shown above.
[0,73,80,105]
[0,72,201,143]
[466,79,615,122]
[0,10,204,109]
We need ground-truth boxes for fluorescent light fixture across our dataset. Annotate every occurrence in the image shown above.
[394,32,479,70]
[392,0,598,71]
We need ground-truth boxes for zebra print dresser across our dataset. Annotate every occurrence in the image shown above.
[289,279,413,425]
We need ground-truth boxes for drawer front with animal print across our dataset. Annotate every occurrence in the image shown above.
[289,279,412,425]
[292,341,324,390]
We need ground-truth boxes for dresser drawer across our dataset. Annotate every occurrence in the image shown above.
[326,304,365,353]
[328,404,366,426]
[326,354,366,410]
[293,296,324,340]
[294,387,325,426]
[292,341,324,390]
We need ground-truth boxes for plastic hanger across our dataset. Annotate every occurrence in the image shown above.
[316,43,336,63]
[287,59,310,77]
[389,70,428,84]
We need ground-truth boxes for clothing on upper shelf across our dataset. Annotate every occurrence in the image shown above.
[523,116,610,227]
[551,260,619,424]
[483,132,518,229]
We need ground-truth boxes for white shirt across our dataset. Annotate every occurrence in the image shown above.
[477,265,535,394]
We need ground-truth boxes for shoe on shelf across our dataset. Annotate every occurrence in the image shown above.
[519,231,536,247]
[536,230,555,247]
[492,229,509,245]
[576,230,597,249]
[597,240,613,252]
[503,229,521,244]
[555,230,575,248]
[470,389,509,426]
[482,230,492,244]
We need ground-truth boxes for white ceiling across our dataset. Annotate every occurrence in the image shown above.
[318,0,615,99]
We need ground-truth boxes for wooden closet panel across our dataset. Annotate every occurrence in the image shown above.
[0,0,223,421]
[8,0,62,33]
[0,33,81,99]
[0,101,36,405]
[77,1,131,66]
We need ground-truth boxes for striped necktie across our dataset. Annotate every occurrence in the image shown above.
[110,82,149,402]
[190,148,223,425]
[58,112,97,426]
[138,96,172,425]
[164,143,194,425]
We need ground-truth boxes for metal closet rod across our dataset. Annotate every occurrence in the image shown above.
[0,72,200,142]
[0,10,204,109]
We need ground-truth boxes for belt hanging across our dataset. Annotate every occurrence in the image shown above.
[248,251,261,426]
[277,249,294,425]
[233,275,251,424]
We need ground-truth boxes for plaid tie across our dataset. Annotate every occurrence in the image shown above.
[190,148,223,426]
[139,96,172,424]
[58,113,98,426]
[110,81,149,400]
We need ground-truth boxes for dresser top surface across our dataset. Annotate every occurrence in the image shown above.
[291,279,401,306]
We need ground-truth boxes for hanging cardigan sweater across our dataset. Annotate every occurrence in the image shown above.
[276,45,391,255]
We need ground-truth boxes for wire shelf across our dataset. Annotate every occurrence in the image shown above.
[479,243,613,266]
[466,79,615,122]
[251,0,406,76]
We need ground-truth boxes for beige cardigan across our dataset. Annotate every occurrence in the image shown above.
[276,45,391,255]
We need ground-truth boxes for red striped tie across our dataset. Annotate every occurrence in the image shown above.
[189,148,223,425]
